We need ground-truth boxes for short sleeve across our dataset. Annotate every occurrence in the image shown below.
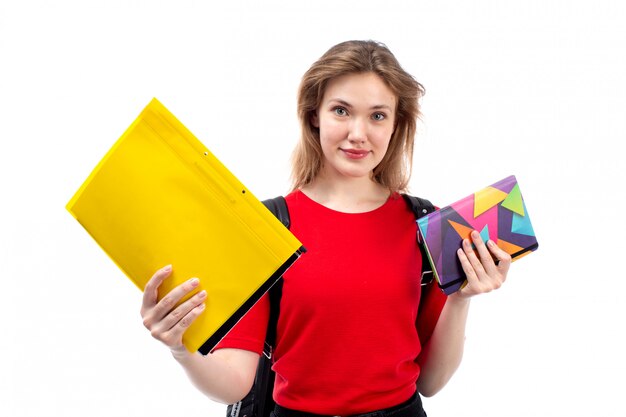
[416,282,448,347]
[212,292,270,355]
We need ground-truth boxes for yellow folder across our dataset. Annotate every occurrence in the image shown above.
[67,98,304,354]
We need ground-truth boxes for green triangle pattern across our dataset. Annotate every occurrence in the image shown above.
[501,183,524,216]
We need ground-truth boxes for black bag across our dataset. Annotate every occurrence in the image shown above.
[226,195,435,417]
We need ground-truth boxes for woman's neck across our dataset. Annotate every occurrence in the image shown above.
[300,173,391,213]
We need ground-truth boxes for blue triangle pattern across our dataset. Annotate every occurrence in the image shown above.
[511,202,535,236]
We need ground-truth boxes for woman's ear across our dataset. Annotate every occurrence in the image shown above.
[310,111,319,128]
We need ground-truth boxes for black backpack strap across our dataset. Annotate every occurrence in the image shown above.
[401,194,436,286]
[228,197,290,417]
[259,196,290,352]
[255,197,289,417]
[262,196,290,229]
[401,194,435,219]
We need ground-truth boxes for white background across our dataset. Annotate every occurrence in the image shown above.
[1,1,624,416]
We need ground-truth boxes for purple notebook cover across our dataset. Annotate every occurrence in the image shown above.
[417,175,538,295]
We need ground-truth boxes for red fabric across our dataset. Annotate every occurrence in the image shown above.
[215,191,447,415]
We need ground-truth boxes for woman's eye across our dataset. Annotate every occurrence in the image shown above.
[372,113,386,121]
[334,107,347,116]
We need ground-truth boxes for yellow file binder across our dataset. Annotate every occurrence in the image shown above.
[67,98,305,354]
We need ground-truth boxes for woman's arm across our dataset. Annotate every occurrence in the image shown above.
[415,295,470,397]
[140,265,259,404]
[416,231,512,397]
[170,347,260,404]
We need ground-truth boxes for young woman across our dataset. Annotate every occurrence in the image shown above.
[140,40,511,416]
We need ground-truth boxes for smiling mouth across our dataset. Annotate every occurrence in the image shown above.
[341,148,370,159]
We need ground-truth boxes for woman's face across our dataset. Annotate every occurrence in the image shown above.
[312,72,397,181]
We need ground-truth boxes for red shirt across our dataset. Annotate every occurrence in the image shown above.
[216,191,447,415]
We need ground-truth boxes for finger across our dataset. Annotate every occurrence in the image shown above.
[457,247,479,289]
[142,265,172,309]
[487,240,512,275]
[156,289,207,334]
[151,277,201,322]
[461,236,486,277]
[471,230,500,277]
[159,303,206,347]
[470,231,498,274]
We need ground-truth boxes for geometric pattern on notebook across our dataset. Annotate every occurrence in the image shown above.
[417,175,538,295]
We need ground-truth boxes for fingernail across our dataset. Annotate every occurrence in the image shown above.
[163,264,172,272]
[198,290,207,298]
[463,239,471,247]
[190,278,199,287]
[471,230,480,239]
[197,303,206,311]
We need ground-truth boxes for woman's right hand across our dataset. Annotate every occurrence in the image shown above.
[140,265,207,355]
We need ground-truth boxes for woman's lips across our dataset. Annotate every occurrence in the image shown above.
[341,148,370,159]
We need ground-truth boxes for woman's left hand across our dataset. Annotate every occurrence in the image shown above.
[454,230,512,299]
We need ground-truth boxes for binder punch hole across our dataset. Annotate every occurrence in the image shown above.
[242,190,246,194]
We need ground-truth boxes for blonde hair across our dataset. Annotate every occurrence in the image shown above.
[291,40,425,193]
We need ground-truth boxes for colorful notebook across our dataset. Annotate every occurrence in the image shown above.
[417,175,538,295]
[66,98,305,354]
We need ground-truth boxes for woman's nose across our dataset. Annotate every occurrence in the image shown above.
[348,118,367,143]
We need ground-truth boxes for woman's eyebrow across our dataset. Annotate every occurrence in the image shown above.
[370,104,393,111]
[327,98,353,108]
[327,99,393,111]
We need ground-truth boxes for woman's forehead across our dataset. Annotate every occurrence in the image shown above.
[322,72,397,109]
